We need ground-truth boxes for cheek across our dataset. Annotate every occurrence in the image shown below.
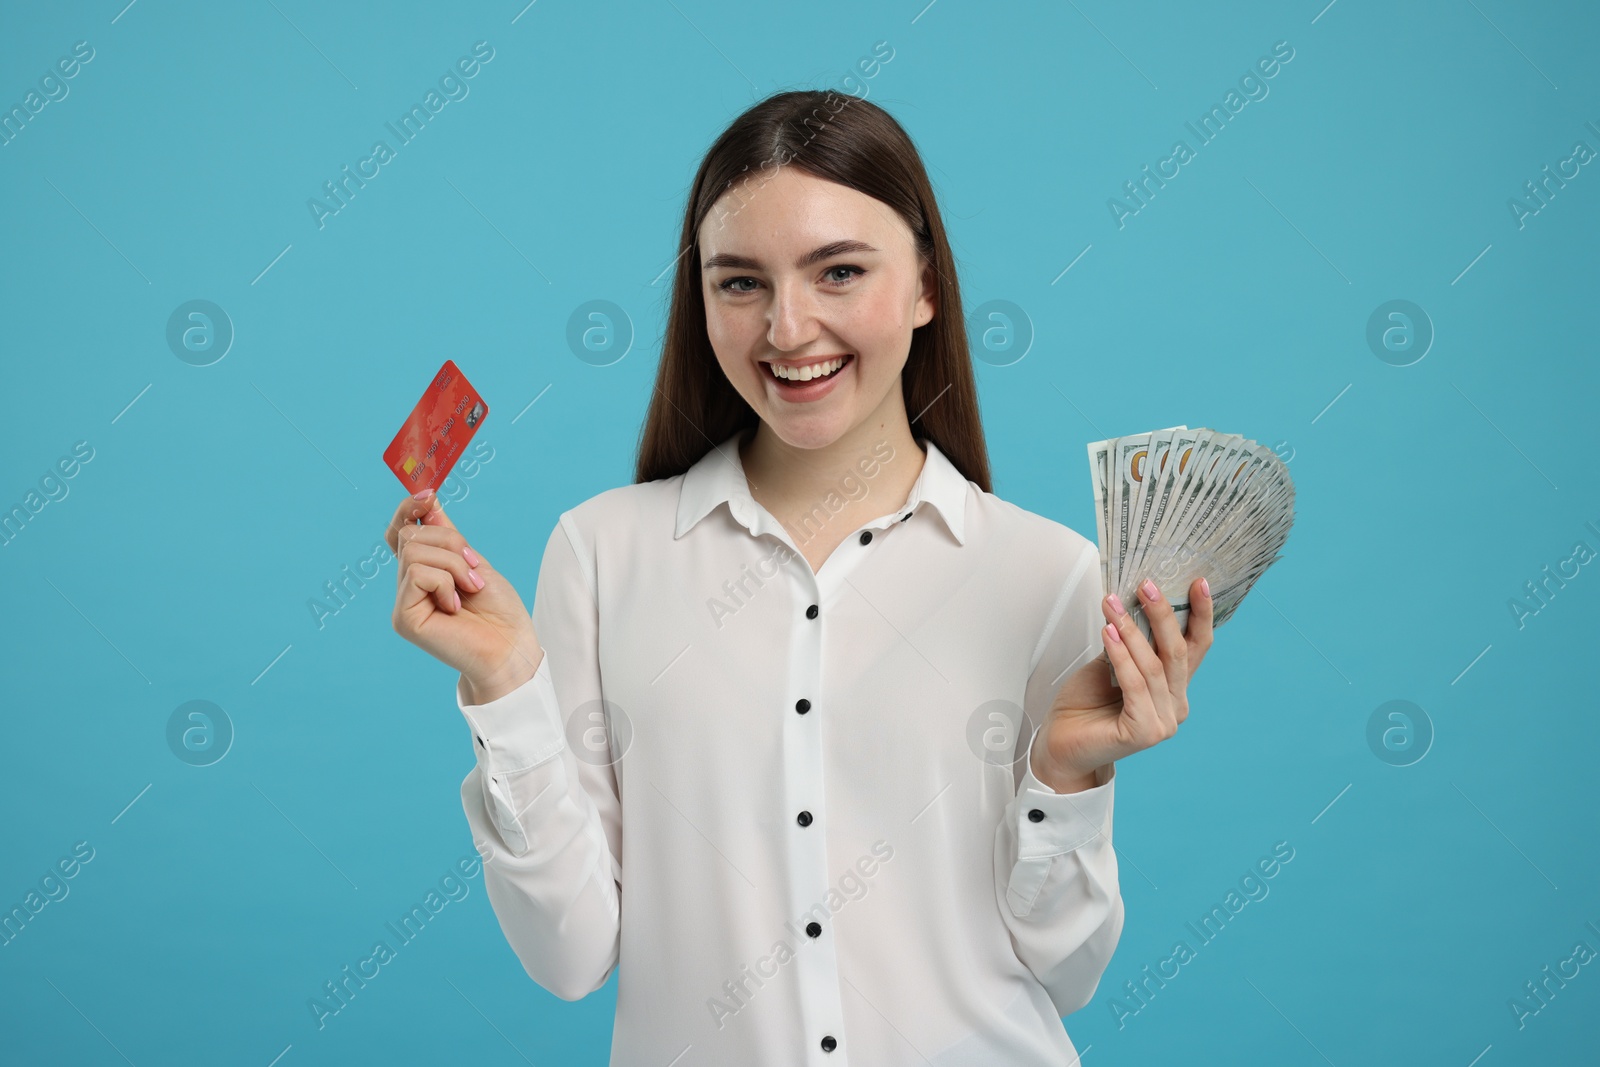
[704,299,761,381]
[705,295,758,341]
[868,277,919,330]
[703,300,739,353]
[848,286,915,357]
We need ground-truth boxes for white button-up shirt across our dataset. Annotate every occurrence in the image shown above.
[456,429,1122,1065]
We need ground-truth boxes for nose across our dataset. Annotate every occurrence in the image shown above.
[766,277,822,353]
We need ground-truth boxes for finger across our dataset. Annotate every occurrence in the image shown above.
[395,523,501,597]
[385,490,435,554]
[399,560,460,616]
[400,542,484,597]
[415,489,459,532]
[1185,576,1215,677]
[384,488,459,554]
[1137,577,1189,709]
[1100,621,1155,732]
[1100,601,1164,742]
[396,520,467,556]
[1103,594,1167,693]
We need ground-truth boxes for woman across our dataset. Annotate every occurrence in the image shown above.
[386,89,1212,1065]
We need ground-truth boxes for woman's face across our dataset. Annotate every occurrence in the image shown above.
[698,166,936,451]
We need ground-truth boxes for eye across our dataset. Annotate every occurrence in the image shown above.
[714,265,866,294]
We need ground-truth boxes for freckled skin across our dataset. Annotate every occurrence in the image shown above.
[695,165,939,573]
[698,166,936,454]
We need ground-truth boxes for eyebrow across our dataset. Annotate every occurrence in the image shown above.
[701,239,880,272]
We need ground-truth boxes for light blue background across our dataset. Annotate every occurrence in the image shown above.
[3,1,1596,1063]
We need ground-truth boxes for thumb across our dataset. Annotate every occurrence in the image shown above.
[410,487,459,532]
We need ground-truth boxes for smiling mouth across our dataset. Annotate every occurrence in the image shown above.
[762,354,854,383]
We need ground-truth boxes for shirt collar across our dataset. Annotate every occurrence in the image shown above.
[674,430,969,546]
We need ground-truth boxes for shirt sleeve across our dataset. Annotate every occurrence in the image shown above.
[456,511,623,1002]
[993,534,1125,1017]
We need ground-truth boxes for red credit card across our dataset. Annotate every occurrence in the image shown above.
[382,359,489,493]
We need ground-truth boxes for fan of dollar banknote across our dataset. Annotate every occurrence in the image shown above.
[1088,426,1295,685]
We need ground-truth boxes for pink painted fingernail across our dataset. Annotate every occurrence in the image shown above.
[1200,577,1211,598]
[1104,622,1122,644]
[1107,593,1126,616]
[469,569,484,590]
[463,545,481,567]
[413,487,435,501]
[1141,579,1160,600]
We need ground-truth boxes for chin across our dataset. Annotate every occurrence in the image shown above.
[757,411,859,452]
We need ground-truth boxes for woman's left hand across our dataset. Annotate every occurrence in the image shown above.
[1031,576,1215,792]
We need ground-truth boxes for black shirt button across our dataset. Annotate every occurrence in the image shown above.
[821,1034,838,1052]
[805,921,822,938]
[796,810,812,827]
[900,512,911,522]
[858,530,872,545]
[795,698,810,715]
[806,604,818,619]
[1028,808,1045,822]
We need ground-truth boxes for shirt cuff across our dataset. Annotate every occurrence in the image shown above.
[1014,757,1115,860]
[456,649,565,775]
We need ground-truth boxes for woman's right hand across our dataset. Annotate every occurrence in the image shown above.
[386,488,543,705]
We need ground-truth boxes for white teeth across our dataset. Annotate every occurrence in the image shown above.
[771,357,846,382]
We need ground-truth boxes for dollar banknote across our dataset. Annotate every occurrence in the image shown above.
[1086,428,1295,687]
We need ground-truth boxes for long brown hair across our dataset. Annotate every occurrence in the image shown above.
[633,89,991,493]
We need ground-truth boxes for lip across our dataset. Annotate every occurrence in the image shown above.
[761,353,853,403]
